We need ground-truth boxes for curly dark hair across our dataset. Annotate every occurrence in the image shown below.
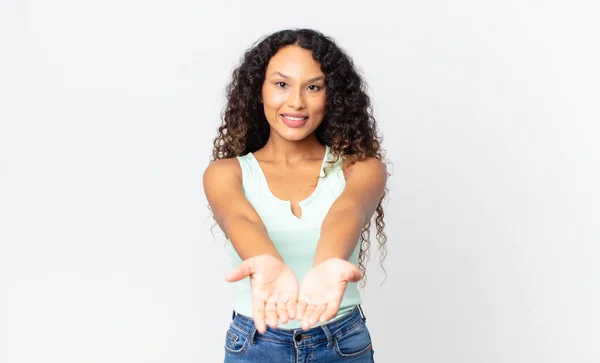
[210,28,388,286]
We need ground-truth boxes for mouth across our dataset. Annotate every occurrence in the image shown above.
[280,114,308,128]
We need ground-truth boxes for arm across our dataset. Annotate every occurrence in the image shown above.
[296,157,387,329]
[313,157,387,266]
[203,158,281,260]
[204,158,299,332]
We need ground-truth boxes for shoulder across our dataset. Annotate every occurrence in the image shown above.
[203,157,242,187]
[343,157,387,182]
[336,157,387,214]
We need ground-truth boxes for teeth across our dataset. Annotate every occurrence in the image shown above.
[283,115,306,121]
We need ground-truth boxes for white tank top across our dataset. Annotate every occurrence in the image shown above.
[225,145,362,329]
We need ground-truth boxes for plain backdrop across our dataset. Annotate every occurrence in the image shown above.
[1,0,599,362]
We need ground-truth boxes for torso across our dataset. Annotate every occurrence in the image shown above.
[251,147,329,219]
[226,144,362,328]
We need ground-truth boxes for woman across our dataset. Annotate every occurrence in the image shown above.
[203,28,388,362]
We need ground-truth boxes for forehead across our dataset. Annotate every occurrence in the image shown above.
[266,45,324,78]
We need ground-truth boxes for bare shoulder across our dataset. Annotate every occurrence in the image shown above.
[202,157,242,187]
[344,156,387,181]
[339,156,387,211]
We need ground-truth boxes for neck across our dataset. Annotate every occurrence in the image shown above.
[259,133,325,163]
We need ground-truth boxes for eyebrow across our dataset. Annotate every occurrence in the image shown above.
[270,71,325,83]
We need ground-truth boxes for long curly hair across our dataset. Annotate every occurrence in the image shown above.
[210,28,388,286]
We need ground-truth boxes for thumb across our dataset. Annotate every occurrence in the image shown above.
[342,266,361,283]
[225,259,255,282]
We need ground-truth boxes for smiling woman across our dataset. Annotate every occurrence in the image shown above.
[203,28,388,362]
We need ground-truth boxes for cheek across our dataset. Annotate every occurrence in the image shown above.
[310,97,327,114]
[262,89,286,111]
[313,91,327,107]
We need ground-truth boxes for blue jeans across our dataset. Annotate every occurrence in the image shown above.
[223,305,375,362]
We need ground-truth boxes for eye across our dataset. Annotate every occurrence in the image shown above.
[276,81,288,88]
[307,84,321,91]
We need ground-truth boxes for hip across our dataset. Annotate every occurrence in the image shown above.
[223,305,375,362]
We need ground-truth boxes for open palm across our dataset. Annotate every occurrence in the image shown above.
[296,258,361,330]
[225,255,299,333]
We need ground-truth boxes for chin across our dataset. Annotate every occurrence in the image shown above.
[276,128,313,142]
[282,133,311,142]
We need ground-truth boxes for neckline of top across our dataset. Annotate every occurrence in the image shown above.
[247,145,331,209]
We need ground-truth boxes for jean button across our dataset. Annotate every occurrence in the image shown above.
[294,334,302,343]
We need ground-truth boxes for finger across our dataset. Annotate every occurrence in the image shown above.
[310,303,327,326]
[296,299,308,321]
[277,301,290,324]
[225,259,255,282]
[277,296,289,324]
[252,298,267,334]
[265,298,278,329]
[286,299,297,321]
[302,304,316,330]
[320,300,341,323]
[287,286,299,320]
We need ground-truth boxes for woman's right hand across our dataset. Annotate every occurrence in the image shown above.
[225,255,299,333]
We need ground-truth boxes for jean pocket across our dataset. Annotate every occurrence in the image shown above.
[224,324,250,356]
[334,321,373,359]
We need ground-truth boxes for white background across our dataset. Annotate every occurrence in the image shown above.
[1,0,599,362]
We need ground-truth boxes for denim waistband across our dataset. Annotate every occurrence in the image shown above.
[229,305,366,348]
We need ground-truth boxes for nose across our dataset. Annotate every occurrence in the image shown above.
[287,87,305,109]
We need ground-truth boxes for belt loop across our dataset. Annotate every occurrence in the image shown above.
[357,304,366,321]
[248,325,258,345]
[232,310,236,320]
[321,324,334,350]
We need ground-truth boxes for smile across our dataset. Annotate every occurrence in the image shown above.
[283,116,306,121]
[280,114,309,128]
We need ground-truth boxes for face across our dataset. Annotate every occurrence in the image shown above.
[261,45,327,142]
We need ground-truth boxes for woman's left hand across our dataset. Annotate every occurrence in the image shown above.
[296,258,361,330]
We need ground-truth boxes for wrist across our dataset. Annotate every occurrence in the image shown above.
[312,256,343,267]
[255,252,284,261]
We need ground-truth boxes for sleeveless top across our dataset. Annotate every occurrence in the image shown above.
[225,145,362,329]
